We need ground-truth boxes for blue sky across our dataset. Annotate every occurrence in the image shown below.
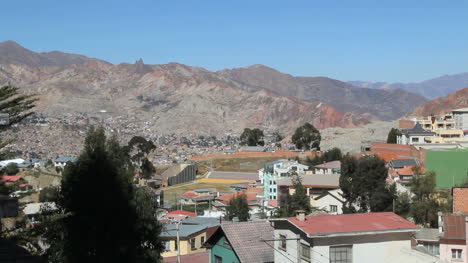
[2,0,468,82]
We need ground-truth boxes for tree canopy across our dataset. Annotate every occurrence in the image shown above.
[386,128,398,144]
[274,173,312,217]
[303,147,342,167]
[126,136,156,179]
[291,123,321,150]
[340,155,396,213]
[0,85,37,154]
[37,127,163,263]
[225,193,250,221]
[240,128,264,146]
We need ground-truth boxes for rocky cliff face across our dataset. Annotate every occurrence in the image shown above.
[410,87,468,116]
[0,41,423,135]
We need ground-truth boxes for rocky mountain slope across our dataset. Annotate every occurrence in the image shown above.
[410,87,468,116]
[0,41,425,135]
[219,65,427,121]
[350,72,468,99]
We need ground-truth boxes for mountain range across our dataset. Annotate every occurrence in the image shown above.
[0,40,438,135]
[349,72,468,99]
[410,87,468,117]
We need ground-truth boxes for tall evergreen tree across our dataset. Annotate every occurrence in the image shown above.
[41,127,163,263]
[0,85,37,154]
[408,171,440,227]
[291,123,321,150]
[386,128,398,144]
[289,173,312,214]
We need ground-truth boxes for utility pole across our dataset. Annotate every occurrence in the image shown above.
[176,220,181,263]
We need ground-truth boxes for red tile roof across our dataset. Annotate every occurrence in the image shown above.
[163,251,209,263]
[167,210,197,217]
[397,165,426,176]
[181,191,213,200]
[441,213,466,242]
[453,188,468,213]
[280,212,418,236]
[268,200,279,207]
[1,176,22,182]
[216,192,258,205]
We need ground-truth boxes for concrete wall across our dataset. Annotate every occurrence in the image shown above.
[440,243,466,263]
[273,221,414,263]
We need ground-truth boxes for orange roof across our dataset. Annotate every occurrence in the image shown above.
[453,188,468,214]
[268,200,279,207]
[397,165,426,176]
[216,191,258,205]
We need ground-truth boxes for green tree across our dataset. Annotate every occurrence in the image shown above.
[0,85,37,152]
[291,123,321,150]
[386,128,398,144]
[39,127,163,263]
[45,159,55,169]
[288,173,312,214]
[126,136,156,179]
[240,128,264,146]
[225,193,250,221]
[408,171,440,227]
[340,155,395,213]
[394,192,411,218]
[3,162,19,175]
[39,186,60,203]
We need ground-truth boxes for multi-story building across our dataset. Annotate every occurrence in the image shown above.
[259,160,308,202]
[452,108,468,134]
[270,212,443,263]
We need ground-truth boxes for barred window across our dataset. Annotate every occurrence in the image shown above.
[330,245,352,263]
[301,243,311,261]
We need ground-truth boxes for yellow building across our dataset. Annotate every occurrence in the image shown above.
[418,115,455,131]
[161,224,209,258]
[425,129,465,143]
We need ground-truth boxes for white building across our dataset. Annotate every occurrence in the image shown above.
[452,108,468,135]
[0,158,25,168]
[313,160,341,174]
[261,160,308,202]
[397,123,436,145]
[313,189,345,214]
[270,212,444,263]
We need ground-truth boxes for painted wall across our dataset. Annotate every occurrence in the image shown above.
[211,236,240,263]
[161,231,207,257]
[274,225,415,263]
[313,192,344,214]
[440,243,466,263]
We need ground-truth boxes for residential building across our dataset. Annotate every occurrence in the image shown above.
[181,188,216,205]
[270,212,443,263]
[276,174,340,207]
[397,123,436,145]
[413,228,440,257]
[160,224,210,258]
[452,108,468,133]
[313,189,345,214]
[389,158,419,170]
[204,221,274,263]
[53,156,77,168]
[438,213,468,263]
[313,160,341,174]
[260,160,308,202]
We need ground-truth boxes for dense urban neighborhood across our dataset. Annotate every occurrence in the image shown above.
[2,2,468,261]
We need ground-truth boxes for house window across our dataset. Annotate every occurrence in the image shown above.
[174,240,178,251]
[412,137,419,143]
[301,243,311,261]
[279,234,287,251]
[214,255,223,263]
[422,242,439,256]
[330,245,352,263]
[191,238,196,250]
[292,166,297,171]
[452,249,462,259]
[163,241,170,252]
[201,236,205,245]
[330,205,338,213]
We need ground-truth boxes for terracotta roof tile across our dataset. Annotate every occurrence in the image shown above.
[167,210,197,217]
[441,213,466,240]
